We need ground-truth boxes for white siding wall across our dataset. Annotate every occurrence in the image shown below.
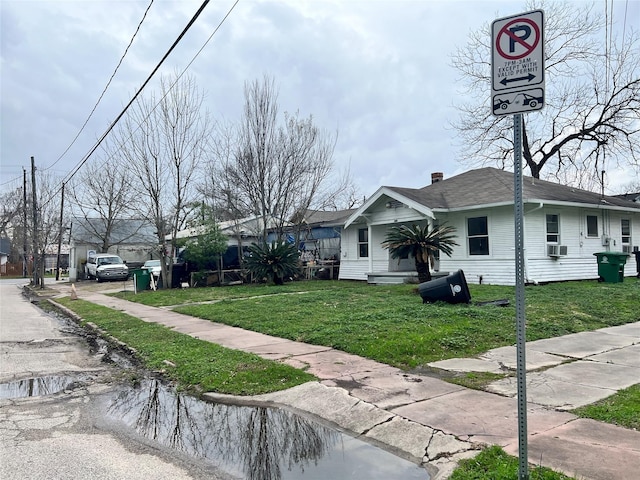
[338,224,369,280]
[439,207,517,284]
[523,208,640,283]
[339,204,427,281]
[340,200,640,284]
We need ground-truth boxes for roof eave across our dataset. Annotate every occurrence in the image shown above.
[344,187,435,228]
[432,198,640,213]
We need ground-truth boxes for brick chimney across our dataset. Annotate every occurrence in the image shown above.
[431,172,444,184]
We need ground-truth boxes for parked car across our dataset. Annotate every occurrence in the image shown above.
[142,259,162,277]
[493,98,510,112]
[85,253,129,282]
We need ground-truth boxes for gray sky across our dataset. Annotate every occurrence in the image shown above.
[1,0,638,199]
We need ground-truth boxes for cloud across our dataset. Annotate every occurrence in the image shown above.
[1,0,637,197]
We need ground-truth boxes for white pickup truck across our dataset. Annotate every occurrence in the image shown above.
[85,253,129,282]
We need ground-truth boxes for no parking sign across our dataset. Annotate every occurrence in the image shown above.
[491,10,545,116]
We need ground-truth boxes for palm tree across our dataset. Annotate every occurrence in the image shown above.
[381,223,458,283]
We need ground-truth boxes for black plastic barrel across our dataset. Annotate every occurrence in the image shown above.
[418,269,471,304]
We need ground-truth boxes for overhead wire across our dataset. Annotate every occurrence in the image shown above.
[32,0,212,209]
[62,0,212,185]
[0,0,156,189]
[63,0,241,191]
[43,0,156,173]
[622,0,628,40]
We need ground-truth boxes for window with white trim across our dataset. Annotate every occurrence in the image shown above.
[358,228,369,258]
[467,216,489,255]
[546,214,559,243]
[621,219,631,250]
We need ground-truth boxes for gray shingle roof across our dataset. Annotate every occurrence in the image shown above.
[302,209,357,226]
[386,167,640,210]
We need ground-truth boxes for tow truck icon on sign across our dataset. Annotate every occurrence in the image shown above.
[493,88,544,115]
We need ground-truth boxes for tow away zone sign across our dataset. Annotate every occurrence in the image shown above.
[491,10,544,116]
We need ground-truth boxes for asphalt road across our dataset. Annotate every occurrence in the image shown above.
[0,279,235,480]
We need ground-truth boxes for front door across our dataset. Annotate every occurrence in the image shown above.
[388,254,414,272]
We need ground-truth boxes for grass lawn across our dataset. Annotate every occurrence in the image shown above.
[59,279,639,480]
[111,279,639,369]
[450,446,573,480]
[571,384,640,430]
[52,297,315,396]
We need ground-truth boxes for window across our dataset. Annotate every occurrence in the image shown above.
[621,219,631,247]
[546,214,559,243]
[467,216,489,255]
[586,215,598,237]
[358,228,369,258]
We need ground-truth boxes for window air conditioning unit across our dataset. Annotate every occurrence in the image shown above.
[547,245,567,257]
[622,245,632,254]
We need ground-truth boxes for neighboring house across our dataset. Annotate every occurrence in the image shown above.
[68,218,157,281]
[339,168,640,285]
[615,192,640,203]
[43,243,70,272]
[279,209,356,263]
[174,216,288,270]
[0,237,10,267]
[173,211,355,270]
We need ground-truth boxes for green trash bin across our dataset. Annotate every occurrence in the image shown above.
[593,251,629,283]
[131,268,151,292]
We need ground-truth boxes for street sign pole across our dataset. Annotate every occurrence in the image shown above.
[491,10,544,480]
[513,113,528,480]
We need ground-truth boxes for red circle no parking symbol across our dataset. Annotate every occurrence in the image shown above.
[496,18,540,60]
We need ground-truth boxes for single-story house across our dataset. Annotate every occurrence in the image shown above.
[174,215,288,270]
[173,211,355,271]
[339,168,640,285]
[68,218,158,281]
[284,209,355,263]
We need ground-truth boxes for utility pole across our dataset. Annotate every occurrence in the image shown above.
[55,182,65,281]
[31,156,40,288]
[23,168,28,278]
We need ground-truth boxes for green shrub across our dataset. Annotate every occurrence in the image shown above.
[246,241,300,285]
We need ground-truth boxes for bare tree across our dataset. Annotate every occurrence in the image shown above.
[451,0,639,189]
[115,73,213,287]
[217,75,347,242]
[34,172,68,286]
[0,187,23,241]
[69,152,138,253]
[0,186,27,267]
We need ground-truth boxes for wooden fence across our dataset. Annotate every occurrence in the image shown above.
[0,262,32,277]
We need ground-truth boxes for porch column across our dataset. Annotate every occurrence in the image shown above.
[368,224,373,274]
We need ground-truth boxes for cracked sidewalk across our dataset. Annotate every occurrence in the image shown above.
[49,282,640,480]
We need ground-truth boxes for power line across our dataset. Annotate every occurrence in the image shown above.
[43,0,156,173]
[622,0,629,40]
[62,0,211,185]
[65,0,241,188]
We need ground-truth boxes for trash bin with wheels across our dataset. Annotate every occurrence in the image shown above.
[418,270,472,304]
[593,251,630,283]
[633,250,640,279]
[131,268,151,292]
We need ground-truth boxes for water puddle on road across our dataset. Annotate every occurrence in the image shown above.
[102,379,430,480]
[0,375,86,399]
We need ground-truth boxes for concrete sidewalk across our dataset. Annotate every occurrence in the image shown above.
[50,282,640,480]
